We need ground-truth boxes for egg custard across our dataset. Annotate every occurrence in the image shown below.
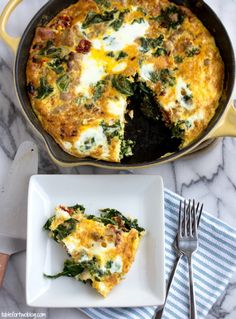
[27,0,224,162]
[43,204,144,297]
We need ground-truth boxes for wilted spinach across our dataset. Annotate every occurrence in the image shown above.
[44,258,104,281]
[100,208,145,233]
[100,120,121,142]
[140,34,164,53]
[152,47,168,57]
[93,80,107,101]
[35,77,53,99]
[153,5,185,29]
[68,204,85,213]
[52,218,77,241]
[186,47,200,57]
[120,139,135,159]
[39,40,62,58]
[174,55,183,63]
[112,75,134,96]
[116,51,128,60]
[48,58,64,74]
[150,69,175,87]
[171,120,186,139]
[43,216,55,231]
[82,10,117,29]
[132,17,145,24]
[56,74,70,92]
[109,10,129,31]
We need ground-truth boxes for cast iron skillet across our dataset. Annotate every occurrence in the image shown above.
[1,0,236,168]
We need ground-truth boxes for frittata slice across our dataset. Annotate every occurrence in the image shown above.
[43,204,144,297]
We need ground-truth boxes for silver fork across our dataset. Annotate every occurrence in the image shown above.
[178,200,199,319]
[154,200,203,319]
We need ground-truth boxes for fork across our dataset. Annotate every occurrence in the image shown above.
[154,200,203,319]
[178,200,199,319]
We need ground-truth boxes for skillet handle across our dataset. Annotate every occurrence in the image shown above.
[0,0,22,53]
[207,100,236,139]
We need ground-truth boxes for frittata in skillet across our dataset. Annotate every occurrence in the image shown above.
[43,204,144,297]
[27,0,224,162]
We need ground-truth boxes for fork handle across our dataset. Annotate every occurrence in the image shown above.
[155,254,182,319]
[188,255,198,319]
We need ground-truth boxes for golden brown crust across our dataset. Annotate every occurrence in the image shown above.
[27,0,224,161]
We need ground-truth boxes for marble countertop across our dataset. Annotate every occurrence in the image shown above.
[0,0,236,318]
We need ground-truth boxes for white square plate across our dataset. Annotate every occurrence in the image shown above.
[26,175,165,308]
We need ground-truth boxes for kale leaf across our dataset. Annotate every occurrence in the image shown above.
[112,75,134,96]
[39,40,62,58]
[43,216,55,231]
[186,47,200,57]
[48,58,64,74]
[100,120,121,143]
[153,5,185,29]
[93,80,107,101]
[36,77,53,99]
[140,34,164,53]
[109,10,128,31]
[52,218,77,241]
[44,258,104,281]
[56,74,70,92]
[68,204,85,213]
[100,208,145,233]
[82,10,117,29]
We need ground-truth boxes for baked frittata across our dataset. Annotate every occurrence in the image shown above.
[43,204,144,297]
[27,0,224,162]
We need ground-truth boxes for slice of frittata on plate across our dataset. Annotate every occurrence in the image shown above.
[43,204,144,297]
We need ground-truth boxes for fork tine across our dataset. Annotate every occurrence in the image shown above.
[189,200,193,236]
[192,202,197,237]
[197,203,203,227]
[184,200,188,236]
[178,200,183,237]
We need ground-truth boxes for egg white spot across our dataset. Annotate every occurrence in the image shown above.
[79,253,90,262]
[76,53,105,96]
[187,111,204,127]
[55,207,70,220]
[63,141,72,150]
[107,96,127,116]
[63,236,81,255]
[110,256,123,274]
[98,282,106,293]
[92,39,102,50]
[112,61,127,73]
[140,63,155,81]
[176,78,194,110]
[76,126,109,156]
[103,21,149,52]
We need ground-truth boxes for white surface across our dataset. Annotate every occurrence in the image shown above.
[26,175,165,308]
